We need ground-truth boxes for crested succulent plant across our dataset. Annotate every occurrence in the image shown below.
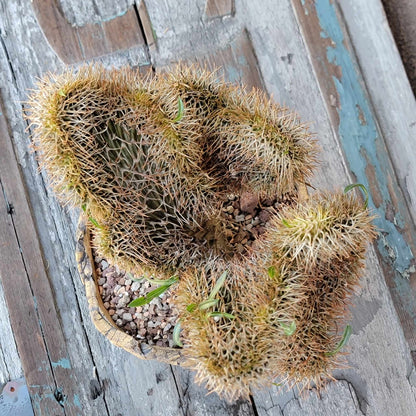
[258,191,377,389]
[174,259,279,402]
[160,66,318,197]
[28,66,221,277]
[27,64,375,402]
[174,191,375,400]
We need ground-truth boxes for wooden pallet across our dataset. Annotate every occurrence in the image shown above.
[0,0,415,415]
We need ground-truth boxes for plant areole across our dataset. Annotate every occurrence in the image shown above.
[28,65,376,402]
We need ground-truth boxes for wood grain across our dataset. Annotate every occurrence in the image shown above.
[0,277,22,386]
[0,101,64,415]
[32,0,145,63]
[205,0,234,18]
[292,0,416,353]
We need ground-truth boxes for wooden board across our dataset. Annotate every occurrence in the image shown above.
[205,0,234,18]
[292,0,416,353]
[0,271,22,387]
[32,0,146,63]
[0,0,415,414]
[381,0,416,94]
[0,101,65,415]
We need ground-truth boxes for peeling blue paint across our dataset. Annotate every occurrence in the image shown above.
[238,55,248,67]
[315,0,414,274]
[51,358,71,370]
[225,65,242,84]
[73,394,82,409]
[301,0,309,15]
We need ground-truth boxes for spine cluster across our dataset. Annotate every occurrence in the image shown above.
[28,65,376,401]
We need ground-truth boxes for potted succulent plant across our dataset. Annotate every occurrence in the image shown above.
[27,65,375,402]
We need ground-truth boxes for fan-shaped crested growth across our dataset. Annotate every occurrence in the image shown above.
[27,66,219,277]
[214,89,318,197]
[264,192,377,268]
[28,65,318,277]
[158,66,318,196]
[175,260,284,402]
[256,192,376,388]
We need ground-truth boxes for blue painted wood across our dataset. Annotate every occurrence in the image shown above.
[294,0,416,349]
[315,0,414,273]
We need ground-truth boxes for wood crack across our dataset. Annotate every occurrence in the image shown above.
[0,34,17,86]
[336,378,368,415]
[168,366,187,416]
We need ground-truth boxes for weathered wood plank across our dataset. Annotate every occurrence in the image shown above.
[60,0,134,27]
[340,0,416,223]
[336,0,416,347]
[0,277,23,386]
[137,0,156,55]
[381,0,416,95]
[201,28,264,90]
[205,0,234,18]
[171,366,256,416]
[292,0,416,353]
[0,102,64,415]
[32,0,146,63]
[254,380,364,415]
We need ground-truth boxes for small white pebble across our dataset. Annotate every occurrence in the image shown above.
[123,313,133,322]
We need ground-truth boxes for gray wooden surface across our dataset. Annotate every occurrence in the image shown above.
[0,0,415,415]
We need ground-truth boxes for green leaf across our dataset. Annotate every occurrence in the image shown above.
[186,303,197,313]
[344,184,369,209]
[281,219,291,227]
[272,382,283,387]
[81,203,102,229]
[143,275,178,286]
[128,285,171,307]
[325,324,352,356]
[173,97,184,123]
[279,321,296,336]
[207,311,235,319]
[199,299,219,310]
[208,270,228,300]
[88,217,102,229]
[267,266,277,279]
[173,321,183,347]
[126,272,143,282]
[58,89,66,97]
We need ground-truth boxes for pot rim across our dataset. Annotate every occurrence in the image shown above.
[76,215,185,366]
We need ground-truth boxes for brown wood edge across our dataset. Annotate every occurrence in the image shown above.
[75,215,185,366]
[31,0,145,64]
